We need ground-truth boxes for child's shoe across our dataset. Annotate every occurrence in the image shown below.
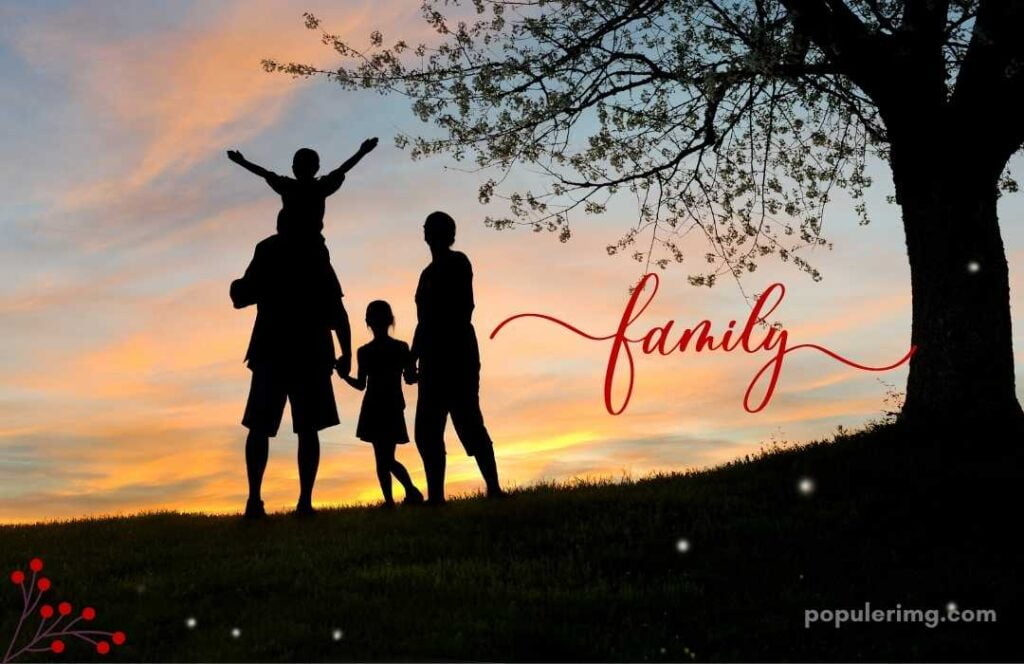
[403,487,425,505]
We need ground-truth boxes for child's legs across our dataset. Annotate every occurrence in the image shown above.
[389,450,418,493]
[372,442,396,503]
[414,381,449,503]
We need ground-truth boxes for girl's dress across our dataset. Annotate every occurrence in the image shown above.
[355,337,411,443]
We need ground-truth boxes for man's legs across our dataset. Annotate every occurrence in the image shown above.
[415,439,446,505]
[296,430,320,513]
[426,452,447,504]
[450,374,502,497]
[290,367,337,515]
[415,378,448,505]
[473,445,501,497]
[245,430,270,507]
[241,366,286,518]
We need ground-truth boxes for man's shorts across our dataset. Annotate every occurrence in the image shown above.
[242,364,339,437]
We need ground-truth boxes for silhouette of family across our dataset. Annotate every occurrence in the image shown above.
[227,139,502,518]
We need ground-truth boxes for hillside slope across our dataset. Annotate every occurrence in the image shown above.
[1,423,1020,662]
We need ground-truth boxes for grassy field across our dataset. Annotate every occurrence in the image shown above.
[1,422,1021,662]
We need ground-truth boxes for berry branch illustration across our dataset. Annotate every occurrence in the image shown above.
[3,558,126,663]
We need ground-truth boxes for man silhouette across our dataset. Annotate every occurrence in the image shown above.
[410,211,502,504]
[231,236,352,518]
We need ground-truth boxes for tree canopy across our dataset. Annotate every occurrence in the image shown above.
[264,1,1016,291]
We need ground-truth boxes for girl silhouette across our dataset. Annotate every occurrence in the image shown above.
[343,300,424,507]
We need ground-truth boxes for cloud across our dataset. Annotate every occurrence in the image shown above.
[6,0,423,253]
[13,2,327,203]
[0,239,922,523]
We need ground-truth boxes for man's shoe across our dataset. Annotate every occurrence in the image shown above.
[294,501,317,517]
[244,499,267,519]
[487,486,506,500]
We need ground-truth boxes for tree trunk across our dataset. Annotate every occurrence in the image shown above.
[894,156,1024,431]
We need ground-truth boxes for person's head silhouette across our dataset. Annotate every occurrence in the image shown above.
[365,300,395,337]
[292,148,320,180]
[424,211,456,251]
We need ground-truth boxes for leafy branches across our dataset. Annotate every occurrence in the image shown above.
[262,1,983,289]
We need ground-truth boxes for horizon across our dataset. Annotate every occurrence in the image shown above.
[1,0,1022,525]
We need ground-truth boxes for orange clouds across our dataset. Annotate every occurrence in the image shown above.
[0,246,919,524]
[21,6,285,201]
[10,0,421,227]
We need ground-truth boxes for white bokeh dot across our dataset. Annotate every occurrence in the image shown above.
[185,617,197,629]
[231,628,241,639]
[946,602,957,613]
[676,538,690,553]
[967,261,981,274]
[798,477,815,495]
[332,629,344,641]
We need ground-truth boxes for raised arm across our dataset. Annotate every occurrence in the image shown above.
[226,150,273,179]
[323,138,378,182]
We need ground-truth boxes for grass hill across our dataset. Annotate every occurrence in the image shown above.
[1,422,1021,662]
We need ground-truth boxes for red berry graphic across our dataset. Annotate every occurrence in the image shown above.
[8,556,123,658]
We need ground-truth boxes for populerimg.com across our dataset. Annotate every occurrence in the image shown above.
[804,603,997,629]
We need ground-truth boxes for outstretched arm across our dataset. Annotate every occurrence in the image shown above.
[226,150,273,179]
[323,137,378,181]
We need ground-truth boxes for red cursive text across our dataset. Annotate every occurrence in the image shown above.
[490,273,916,415]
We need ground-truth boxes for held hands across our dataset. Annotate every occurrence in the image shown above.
[360,137,379,154]
[335,354,352,379]
[403,364,418,385]
[226,149,245,164]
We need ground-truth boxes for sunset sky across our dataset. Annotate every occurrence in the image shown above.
[1,1,1022,524]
